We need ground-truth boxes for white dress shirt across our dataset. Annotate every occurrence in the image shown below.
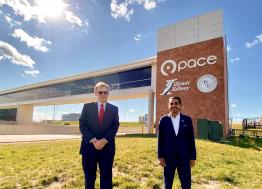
[171,113,180,136]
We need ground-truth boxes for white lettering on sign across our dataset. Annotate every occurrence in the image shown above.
[172,80,190,92]
[161,55,218,76]
[160,79,191,96]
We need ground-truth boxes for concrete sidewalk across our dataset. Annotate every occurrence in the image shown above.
[0,126,145,143]
[0,133,132,143]
[0,134,81,143]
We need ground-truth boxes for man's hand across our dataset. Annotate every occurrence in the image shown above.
[93,138,108,150]
[158,158,166,167]
[190,160,196,168]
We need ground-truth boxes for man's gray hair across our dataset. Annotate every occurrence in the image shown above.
[94,82,110,92]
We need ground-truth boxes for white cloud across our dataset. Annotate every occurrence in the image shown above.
[65,11,83,27]
[134,32,152,41]
[0,40,35,68]
[110,0,164,21]
[231,104,237,108]
[24,69,40,77]
[129,109,135,112]
[4,15,22,28]
[111,0,134,21]
[11,29,51,52]
[0,0,84,27]
[256,34,262,42]
[134,34,141,41]
[245,40,258,48]
[230,57,240,63]
[143,0,157,10]
[20,73,25,77]
[0,0,45,22]
[245,33,262,48]
[227,45,232,52]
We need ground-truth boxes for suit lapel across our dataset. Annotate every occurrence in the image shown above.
[93,102,100,126]
[167,113,176,136]
[178,113,184,136]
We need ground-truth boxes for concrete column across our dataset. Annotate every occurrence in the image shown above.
[17,105,33,125]
[147,89,155,134]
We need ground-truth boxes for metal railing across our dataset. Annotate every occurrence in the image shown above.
[231,129,262,138]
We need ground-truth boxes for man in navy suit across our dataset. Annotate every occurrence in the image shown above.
[79,82,119,189]
[158,96,196,189]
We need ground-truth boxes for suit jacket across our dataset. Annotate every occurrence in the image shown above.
[157,113,196,161]
[79,102,119,155]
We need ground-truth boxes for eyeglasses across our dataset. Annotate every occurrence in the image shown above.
[98,91,108,95]
[169,102,179,105]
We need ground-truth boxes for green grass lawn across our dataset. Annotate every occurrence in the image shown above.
[119,122,143,127]
[0,136,261,189]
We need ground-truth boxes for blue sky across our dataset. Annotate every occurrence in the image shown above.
[0,0,262,122]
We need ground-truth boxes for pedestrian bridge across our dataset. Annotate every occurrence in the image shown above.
[0,57,156,133]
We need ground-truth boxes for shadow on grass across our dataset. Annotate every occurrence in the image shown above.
[219,135,262,151]
[117,134,157,138]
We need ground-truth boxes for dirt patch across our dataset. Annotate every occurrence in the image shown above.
[201,180,221,189]
[113,167,128,177]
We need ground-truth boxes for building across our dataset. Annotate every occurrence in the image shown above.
[138,114,148,123]
[0,10,229,135]
[156,10,229,135]
[62,113,81,121]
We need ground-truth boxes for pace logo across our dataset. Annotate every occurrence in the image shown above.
[160,55,217,76]
[160,60,177,76]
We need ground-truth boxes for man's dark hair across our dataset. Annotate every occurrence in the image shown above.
[169,96,182,105]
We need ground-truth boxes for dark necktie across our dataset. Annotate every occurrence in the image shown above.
[99,104,104,124]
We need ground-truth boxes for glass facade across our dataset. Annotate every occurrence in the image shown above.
[0,108,17,121]
[0,66,151,104]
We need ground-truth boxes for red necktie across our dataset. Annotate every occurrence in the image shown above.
[99,104,104,124]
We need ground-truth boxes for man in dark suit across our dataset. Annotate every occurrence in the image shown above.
[157,96,196,189]
[79,82,119,189]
